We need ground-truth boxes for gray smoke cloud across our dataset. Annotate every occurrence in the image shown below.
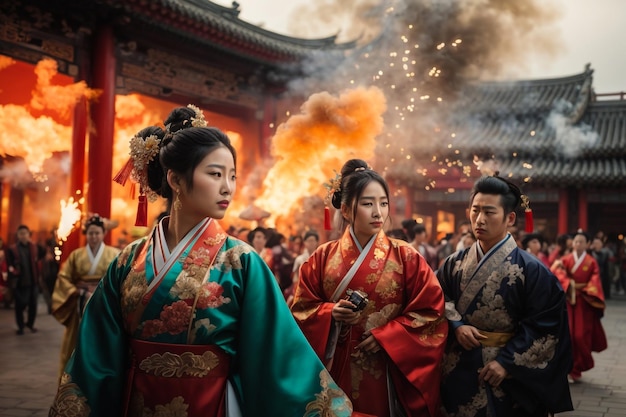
[277,0,566,185]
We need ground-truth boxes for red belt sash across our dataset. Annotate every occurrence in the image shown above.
[125,340,230,417]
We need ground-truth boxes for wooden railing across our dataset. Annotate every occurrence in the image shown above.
[593,92,626,101]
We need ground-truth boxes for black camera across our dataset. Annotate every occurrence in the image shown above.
[345,289,369,312]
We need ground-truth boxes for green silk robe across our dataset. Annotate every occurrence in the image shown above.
[49,218,353,417]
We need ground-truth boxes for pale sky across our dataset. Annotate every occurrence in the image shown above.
[215,0,626,94]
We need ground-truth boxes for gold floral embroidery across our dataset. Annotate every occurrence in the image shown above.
[170,273,200,299]
[139,350,220,377]
[374,248,385,260]
[213,244,250,272]
[182,247,212,278]
[513,334,557,369]
[49,375,90,417]
[410,314,447,345]
[365,272,378,285]
[121,270,148,315]
[204,233,226,246]
[117,242,135,268]
[375,275,400,299]
[382,260,402,274]
[130,394,190,417]
[368,258,381,269]
[365,303,400,331]
[327,250,343,271]
[350,348,383,399]
[304,370,353,416]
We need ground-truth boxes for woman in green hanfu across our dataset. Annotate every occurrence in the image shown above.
[49,106,354,417]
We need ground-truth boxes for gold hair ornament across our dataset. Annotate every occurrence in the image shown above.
[323,171,342,205]
[187,104,208,127]
[129,133,161,203]
[520,194,531,211]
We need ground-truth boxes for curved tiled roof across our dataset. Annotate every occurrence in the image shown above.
[497,156,626,187]
[456,65,593,120]
[435,65,626,187]
[448,98,626,186]
[102,0,356,63]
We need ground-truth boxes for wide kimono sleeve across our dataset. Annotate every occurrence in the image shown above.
[289,242,337,359]
[369,244,448,417]
[49,240,142,417]
[233,246,352,417]
[51,250,81,326]
[497,253,573,414]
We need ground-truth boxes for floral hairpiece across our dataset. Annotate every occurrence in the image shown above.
[323,171,342,205]
[187,104,208,127]
[520,194,531,211]
[129,133,161,203]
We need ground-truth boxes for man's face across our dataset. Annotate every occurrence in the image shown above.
[16,229,30,244]
[469,193,515,251]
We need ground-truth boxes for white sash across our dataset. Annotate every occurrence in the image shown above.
[329,228,376,302]
[571,251,586,274]
[147,217,211,294]
[325,229,377,364]
[86,243,105,276]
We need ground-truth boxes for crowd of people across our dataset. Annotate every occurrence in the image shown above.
[0,104,624,416]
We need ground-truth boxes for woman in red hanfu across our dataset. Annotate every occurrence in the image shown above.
[291,158,448,417]
[552,230,608,382]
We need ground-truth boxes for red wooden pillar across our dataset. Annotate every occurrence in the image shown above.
[558,189,568,234]
[60,97,88,262]
[88,24,116,243]
[578,189,588,232]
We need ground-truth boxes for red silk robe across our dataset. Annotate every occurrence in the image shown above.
[291,229,447,417]
[552,251,607,378]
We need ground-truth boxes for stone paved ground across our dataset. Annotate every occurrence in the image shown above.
[0,295,625,416]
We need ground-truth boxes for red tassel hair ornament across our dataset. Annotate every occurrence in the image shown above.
[521,194,533,233]
[135,194,148,227]
[322,171,342,232]
[112,157,134,186]
[324,206,332,230]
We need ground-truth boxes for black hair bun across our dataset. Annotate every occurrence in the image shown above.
[331,190,342,209]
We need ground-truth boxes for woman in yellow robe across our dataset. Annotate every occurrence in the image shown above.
[51,215,120,378]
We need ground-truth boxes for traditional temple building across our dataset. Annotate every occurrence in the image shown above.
[0,0,353,248]
[1,0,624,250]
[402,65,626,242]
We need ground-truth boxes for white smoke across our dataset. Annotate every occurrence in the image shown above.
[548,99,599,158]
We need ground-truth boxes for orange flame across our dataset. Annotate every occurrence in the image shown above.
[30,58,100,119]
[0,57,99,178]
[0,55,15,71]
[253,86,387,227]
[0,104,72,177]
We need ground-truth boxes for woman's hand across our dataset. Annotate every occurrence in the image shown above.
[356,331,382,354]
[332,299,362,325]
